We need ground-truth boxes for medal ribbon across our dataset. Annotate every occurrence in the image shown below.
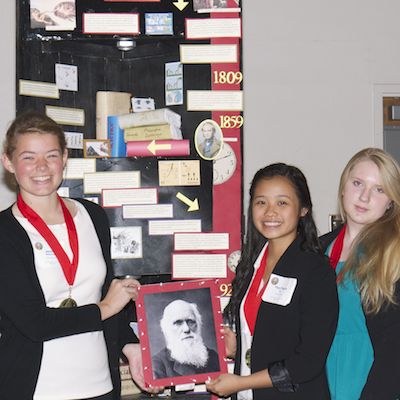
[329,224,346,270]
[244,246,268,335]
[17,193,79,286]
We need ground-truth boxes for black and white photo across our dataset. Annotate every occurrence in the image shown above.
[136,280,226,386]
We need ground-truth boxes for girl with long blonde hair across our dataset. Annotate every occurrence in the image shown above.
[320,147,400,399]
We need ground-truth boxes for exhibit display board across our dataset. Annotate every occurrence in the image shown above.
[16,0,243,288]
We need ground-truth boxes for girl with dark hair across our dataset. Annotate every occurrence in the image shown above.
[206,163,338,400]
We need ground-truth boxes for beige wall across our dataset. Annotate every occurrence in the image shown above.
[0,1,16,209]
[2,1,400,233]
[242,0,400,232]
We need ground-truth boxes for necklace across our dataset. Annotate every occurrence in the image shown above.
[17,194,79,307]
[329,224,346,270]
[243,246,269,335]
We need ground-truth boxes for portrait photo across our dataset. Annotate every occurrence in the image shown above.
[83,139,111,158]
[136,280,227,387]
[194,119,223,160]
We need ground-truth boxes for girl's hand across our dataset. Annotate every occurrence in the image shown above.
[122,343,164,394]
[122,277,140,301]
[98,278,140,320]
[223,326,237,359]
[206,373,243,397]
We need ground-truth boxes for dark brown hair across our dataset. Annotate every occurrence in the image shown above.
[4,112,66,158]
[224,163,321,326]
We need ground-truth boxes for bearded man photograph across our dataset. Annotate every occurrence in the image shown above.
[152,299,220,379]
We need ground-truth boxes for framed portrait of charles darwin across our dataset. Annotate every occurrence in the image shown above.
[136,279,227,387]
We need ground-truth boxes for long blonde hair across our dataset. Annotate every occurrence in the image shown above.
[338,148,400,314]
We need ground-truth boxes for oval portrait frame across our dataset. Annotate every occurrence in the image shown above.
[194,119,224,161]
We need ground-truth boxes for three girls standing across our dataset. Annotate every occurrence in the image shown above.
[2,110,399,400]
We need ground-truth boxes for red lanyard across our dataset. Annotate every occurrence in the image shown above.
[244,246,268,335]
[329,225,346,270]
[17,194,79,286]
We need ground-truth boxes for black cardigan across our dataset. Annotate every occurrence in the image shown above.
[0,199,138,400]
[320,226,400,400]
[234,237,338,400]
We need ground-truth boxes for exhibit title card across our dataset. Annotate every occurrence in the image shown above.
[180,44,238,64]
[84,171,140,194]
[123,204,174,219]
[102,188,158,208]
[63,158,96,179]
[149,219,201,235]
[19,80,59,99]
[172,254,227,279]
[174,233,229,251]
[187,90,243,111]
[83,13,140,34]
[46,105,85,126]
[186,18,241,39]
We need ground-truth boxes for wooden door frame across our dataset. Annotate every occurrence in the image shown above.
[374,84,400,148]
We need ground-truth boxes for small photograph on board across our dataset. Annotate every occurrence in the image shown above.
[111,226,143,259]
[30,0,76,30]
[195,119,223,160]
[193,0,239,11]
[83,139,111,158]
[145,13,173,35]
[165,62,183,106]
[131,97,155,113]
[136,280,227,387]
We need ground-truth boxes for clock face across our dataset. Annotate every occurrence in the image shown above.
[228,250,241,272]
[213,142,237,185]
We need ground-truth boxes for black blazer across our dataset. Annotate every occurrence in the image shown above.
[234,236,338,400]
[0,199,138,400]
[320,227,400,400]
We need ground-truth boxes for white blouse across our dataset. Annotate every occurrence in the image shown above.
[17,200,113,400]
[238,243,268,400]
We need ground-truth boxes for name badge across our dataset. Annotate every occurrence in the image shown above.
[262,274,297,306]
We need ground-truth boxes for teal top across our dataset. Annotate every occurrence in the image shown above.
[326,260,374,400]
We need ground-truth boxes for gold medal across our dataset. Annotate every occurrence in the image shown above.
[245,349,251,368]
[59,297,77,308]
[59,286,77,308]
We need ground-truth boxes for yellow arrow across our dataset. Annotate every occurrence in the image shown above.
[173,0,189,11]
[147,140,172,155]
[176,192,199,212]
